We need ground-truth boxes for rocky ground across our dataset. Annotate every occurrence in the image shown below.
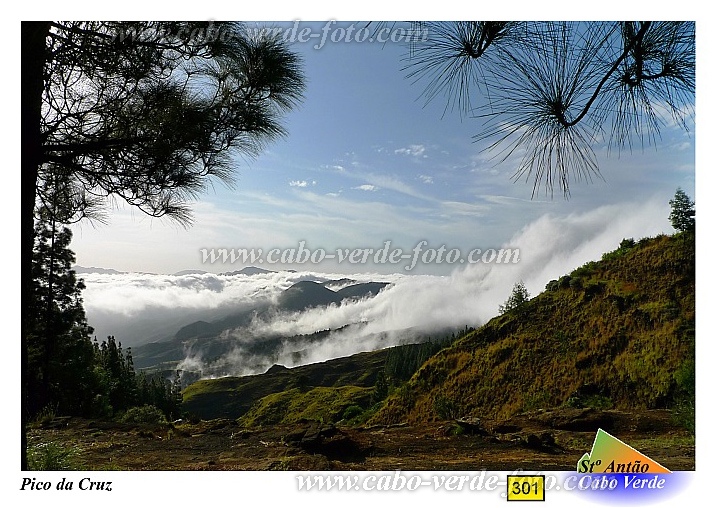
[27,408,694,471]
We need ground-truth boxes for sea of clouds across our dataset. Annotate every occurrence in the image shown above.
[79,199,670,377]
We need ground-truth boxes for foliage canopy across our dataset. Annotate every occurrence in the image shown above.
[499,281,530,315]
[402,21,694,197]
[32,21,305,225]
[669,188,695,233]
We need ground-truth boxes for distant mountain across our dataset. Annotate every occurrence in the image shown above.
[277,281,345,312]
[321,278,356,289]
[170,280,390,341]
[174,320,216,341]
[173,304,265,342]
[132,278,391,371]
[336,282,390,300]
[172,269,209,276]
[278,281,389,313]
[73,265,124,275]
[220,266,275,276]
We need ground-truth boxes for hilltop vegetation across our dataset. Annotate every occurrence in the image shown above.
[372,233,694,424]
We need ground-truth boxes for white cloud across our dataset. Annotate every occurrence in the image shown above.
[419,175,434,184]
[360,172,433,201]
[80,198,670,374]
[440,200,489,217]
[289,180,308,187]
[395,144,427,158]
[353,184,378,191]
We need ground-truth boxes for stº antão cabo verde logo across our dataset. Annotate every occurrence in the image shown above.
[573,428,689,503]
[577,428,671,475]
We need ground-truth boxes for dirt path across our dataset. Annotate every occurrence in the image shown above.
[27,408,694,471]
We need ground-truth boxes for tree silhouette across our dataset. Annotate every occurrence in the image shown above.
[29,216,98,417]
[669,188,695,233]
[21,21,305,469]
[499,281,530,315]
[27,21,304,226]
[402,21,694,197]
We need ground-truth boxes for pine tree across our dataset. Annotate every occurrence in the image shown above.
[372,371,389,405]
[28,216,98,416]
[95,336,139,413]
[669,188,695,233]
[401,22,694,197]
[499,281,531,315]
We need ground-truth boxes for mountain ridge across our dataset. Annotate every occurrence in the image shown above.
[131,278,390,371]
[371,233,695,424]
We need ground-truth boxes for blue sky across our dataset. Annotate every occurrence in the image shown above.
[68,21,696,276]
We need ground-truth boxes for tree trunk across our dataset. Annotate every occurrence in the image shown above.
[21,21,50,471]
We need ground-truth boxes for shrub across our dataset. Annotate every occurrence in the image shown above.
[433,395,460,420]
[672,399,695,432]
[673,360,695,395]
[33,406,57,427]
[27,441,83,470]
[619,238,636,250]
[570,261,598,278]
[583,280,605,298]
[602,238,637,262]
[120,405,167,425]
[342,405,364,421]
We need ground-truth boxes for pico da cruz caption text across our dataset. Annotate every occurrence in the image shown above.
[20,477,112,492]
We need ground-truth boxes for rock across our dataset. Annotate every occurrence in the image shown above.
[492,423,522,434]
[266,364,290,375]
[534,408,615,432]
[540,432,556,447]
[301,423,337,444]
[520,432,561,453]
[283,428,307,444]
[41,416,72,429]
[301,431,371,463]
[523,434,543,450]
[455,417,488,435]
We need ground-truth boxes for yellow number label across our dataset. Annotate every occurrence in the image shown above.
[507,475,545,501]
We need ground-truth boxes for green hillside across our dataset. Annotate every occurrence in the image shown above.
[372,233,695,425]
[238,386,373,426]
[183,347,399,419]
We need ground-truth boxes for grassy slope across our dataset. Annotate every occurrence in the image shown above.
[372,233,695,424]
[182,348,391,419]
[238,386,373,426]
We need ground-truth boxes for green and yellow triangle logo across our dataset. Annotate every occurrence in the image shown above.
[577,428,671,474]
